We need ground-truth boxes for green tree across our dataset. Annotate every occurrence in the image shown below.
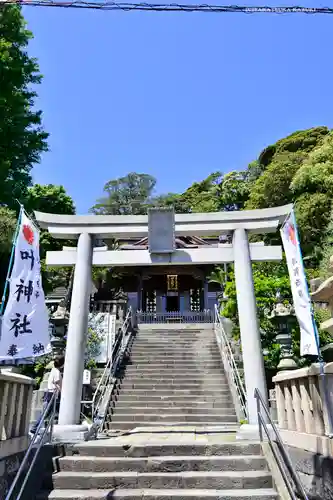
[245,127,332,264]
[179,172,222,213]
[221,262,293,370]
[25,184,75,215]
[246,127,329,212]
[0,6,48,209]
[0,207,17,292]
[149,192,190,213]
[0,207,16,255]
[25,183,76,258]
[91,173,157,215]
[26,184,76,294]
[218,171,250,211]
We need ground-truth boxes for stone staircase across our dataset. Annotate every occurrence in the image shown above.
[37,326,279,499]
[39,434,278,499]
[105,327,238,430]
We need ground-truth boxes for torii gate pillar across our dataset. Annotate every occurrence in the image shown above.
[57,232,93,440]
[233,228,267,431]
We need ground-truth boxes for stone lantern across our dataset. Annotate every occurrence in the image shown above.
[268,291,297,371]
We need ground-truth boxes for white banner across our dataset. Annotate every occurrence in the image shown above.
[280,210,319,357]
[0,211,51,360]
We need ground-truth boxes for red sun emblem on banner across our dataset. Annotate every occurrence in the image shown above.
[286,222,297,246]
[23,224,34,245]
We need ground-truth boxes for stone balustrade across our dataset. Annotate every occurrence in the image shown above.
[273,364,333,498]
[0,370,34,459]
[273,362,333,442]
[0,370,38,497]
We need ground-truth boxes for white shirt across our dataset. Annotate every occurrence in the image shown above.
[47,367,61,392]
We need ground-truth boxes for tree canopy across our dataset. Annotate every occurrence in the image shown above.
[0,6,48,210]
[91,173,157,215]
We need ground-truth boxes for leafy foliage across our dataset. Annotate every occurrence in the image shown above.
[0,207,16,255]
[219,263,291,369]
[91,173,157,215]
[0,6,48,210]
[25,184,75,216]
[178,172,222,213]
[0,207,17,292]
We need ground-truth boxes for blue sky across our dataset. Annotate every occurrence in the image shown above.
[23,1,333,214]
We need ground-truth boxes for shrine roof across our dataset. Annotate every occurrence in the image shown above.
[118,235,216,250]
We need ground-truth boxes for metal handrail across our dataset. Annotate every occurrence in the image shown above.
[84,306,134,433]
[254,388,308,500]
[5,389,59,500]
[81,307,132,418]
[214,304,248,420]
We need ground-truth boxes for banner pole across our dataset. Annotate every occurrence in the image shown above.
[0,206,23,317]
[280,204,294,231]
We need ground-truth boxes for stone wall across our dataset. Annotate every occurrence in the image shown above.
[287,445,333,500]
[0,442,55,500]
[0,447,25,499]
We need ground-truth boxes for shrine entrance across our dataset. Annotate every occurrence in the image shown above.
[35,204,291,432]
[166,293,178,312]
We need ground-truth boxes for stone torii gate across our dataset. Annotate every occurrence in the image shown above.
[35,204,292,440]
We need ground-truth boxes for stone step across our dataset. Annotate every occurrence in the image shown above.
[132,339,217,351]
[130,346,219,351]
[116,389,231,396]
[113,399,233,407]
[136,332,213,335]
[134,338,215,341]
[119,382,228,390]
[128,362,223,369]
[52,470,272,490]
[122,368,224,373]
[135,336,215,340]
[111,406,235,414]
[110,414,237,423]
[59,455,268,473]
[115,394,232,402]
[39,488,279,500]
[129,354,221,359]
[121,378,228,384]
[126,362,223,367]
[128,356,222,361]
[136,330,210,333]
[123,370,226,376]
[74,441,262,457]
[105,421,239,430]
[133,340,217,344]
[130,351,221,356]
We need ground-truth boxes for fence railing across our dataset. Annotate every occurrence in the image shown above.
[254,388,308,500]
[273,362,333,437]
[214,305,248,422]
[0,370,34,442]
[137,310,214,324]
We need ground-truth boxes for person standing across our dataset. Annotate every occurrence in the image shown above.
[30,355,64,435]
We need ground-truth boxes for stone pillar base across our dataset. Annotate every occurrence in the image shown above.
[236,424,261,441]
[236,423,275,441]
[52,424,90,443]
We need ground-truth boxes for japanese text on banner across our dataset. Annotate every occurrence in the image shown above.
[280,211,319,357]
[0,212,51,359]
